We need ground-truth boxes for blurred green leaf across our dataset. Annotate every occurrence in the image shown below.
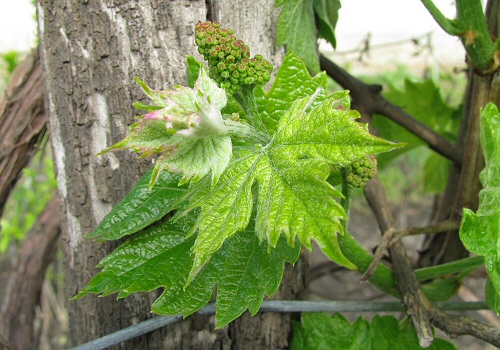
[373,78,459,168]
[2,51,20,74]
[422,152,451,194]
[313,0,341,48]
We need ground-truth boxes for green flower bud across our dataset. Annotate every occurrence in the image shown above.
[345,155,377,189]
[244,76,254,85]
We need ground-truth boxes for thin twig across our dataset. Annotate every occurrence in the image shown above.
[319,54,462,165]
[361,220,460,281]
[396,220,460,237]
[360,227,396,282]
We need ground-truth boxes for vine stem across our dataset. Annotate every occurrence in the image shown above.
[233,86,270,140]
[420,0,463,35]
[420,0,498,73]
[340,167,352,233]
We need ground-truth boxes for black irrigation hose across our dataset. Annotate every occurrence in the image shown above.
[69,300,488,350]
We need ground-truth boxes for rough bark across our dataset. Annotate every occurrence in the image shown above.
[38,0,302,348]
[0,48,46,220]
[0,196,60,350]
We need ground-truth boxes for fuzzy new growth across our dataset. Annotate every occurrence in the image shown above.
[345,155,377,189]
[195,21,273,94]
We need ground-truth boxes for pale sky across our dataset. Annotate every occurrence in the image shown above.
[0,0,37,52]
[0,0,462,61]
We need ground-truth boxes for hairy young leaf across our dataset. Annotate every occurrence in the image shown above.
[460,102,500,313]
[98,120,174,157]
[86,167,185,240]
[255,52,328,133]
[276,0,319,72]
[185,91,403,283]
[291,313,457,350]
[100,70,237,189]
[151,135,232,186]
[75,213,300,328]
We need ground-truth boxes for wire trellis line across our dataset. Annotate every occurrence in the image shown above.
[69,300,488,350]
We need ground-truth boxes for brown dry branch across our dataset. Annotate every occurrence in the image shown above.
[0,48,46,220]
[364,177,434,348]
[0,195,61,350]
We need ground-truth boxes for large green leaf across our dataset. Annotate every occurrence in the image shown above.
[255,52,328,134]
[291,313,457,350]
[75,213,300,328]
[86,167,185,240]
[276,0,319,72]
[460,102,500,313]
[75,215,195,299]
[183,149,259,285]
[185,91,403,283]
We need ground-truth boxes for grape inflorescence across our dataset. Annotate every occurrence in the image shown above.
[195,21,273,94]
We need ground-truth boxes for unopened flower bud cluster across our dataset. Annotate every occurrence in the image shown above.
[346,155,377,189]
[195,21,273,94]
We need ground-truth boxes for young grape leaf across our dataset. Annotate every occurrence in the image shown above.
[153,219,300,327]
[276,0,319,73]
[75,213,300,328]
[184,91,404,284]
[291,313,457,350]
[151,134,232,186]
[86,167,185,241]
[255,52,328,134]
[182,149,259,284]
[100,69,236,189]
[460,102,500,314]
